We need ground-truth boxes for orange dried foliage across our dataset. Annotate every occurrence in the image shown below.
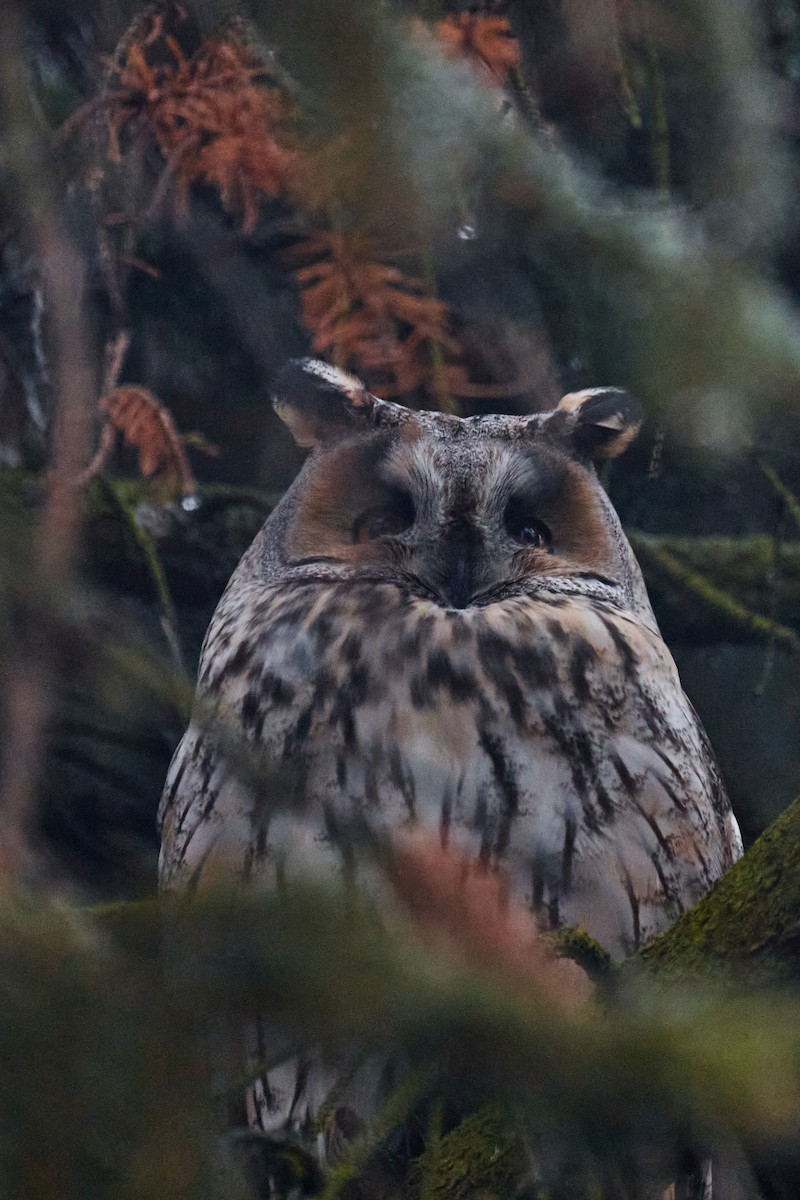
[102,23,305,231]
[286,230,469,403]
[389,832,592,1008]
[66,13,487,428]
[90,385,198,496]
[434,14,521,85]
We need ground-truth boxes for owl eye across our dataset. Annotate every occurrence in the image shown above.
[352,495,414,543]
[517,522,552,549]
[505,510,553,550]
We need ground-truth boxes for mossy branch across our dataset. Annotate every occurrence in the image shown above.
[634,795,800,985]
[319,1065,439,1200]
[630,532,800,657]
[413,1102,525,1200]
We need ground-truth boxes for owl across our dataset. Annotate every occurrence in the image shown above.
[158,358,741,1133]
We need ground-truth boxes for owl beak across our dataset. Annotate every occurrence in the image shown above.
[441,555,473,610]
[428,520,482,610]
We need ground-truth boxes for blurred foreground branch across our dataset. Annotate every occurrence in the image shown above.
[2,791,798,1200]
[0,7,94,878]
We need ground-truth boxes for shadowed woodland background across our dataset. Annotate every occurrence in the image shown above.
[3,0,800,1197]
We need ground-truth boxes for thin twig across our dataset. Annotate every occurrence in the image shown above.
[629,0,670,200]
[75,330,132,488]
[507,64,546,132]
[754,519,782,698]
[611,0,643,130]
[421,254,457,413]
[103,328,132,394]
[755,460,791,696]
[103,478,186,676]
[75,422,116,487]
[117,254,162,280]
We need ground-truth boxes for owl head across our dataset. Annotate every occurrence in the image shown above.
[263,359,653,623]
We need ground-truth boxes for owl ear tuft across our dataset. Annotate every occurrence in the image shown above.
[273,358,412,448]
[547,387,643,460]
[272,359,375,448]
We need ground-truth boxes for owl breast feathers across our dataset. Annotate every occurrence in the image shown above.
[159,359,741,961]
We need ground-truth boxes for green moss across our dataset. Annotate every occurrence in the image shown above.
[635,795,800,984]
[630,533,800,656]
[544,926,616,983]
[410,1103,525,1200]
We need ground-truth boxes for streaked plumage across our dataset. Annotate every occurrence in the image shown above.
[159,358,741,1132]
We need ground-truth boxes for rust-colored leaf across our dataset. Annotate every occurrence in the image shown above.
[434,13,521,85]
[90,17,305,229]
[91,385,197,496]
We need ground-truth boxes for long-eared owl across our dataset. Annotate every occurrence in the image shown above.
[159,357,741,1007]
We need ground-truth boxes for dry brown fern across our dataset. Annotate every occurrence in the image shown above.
[285,230,469,405]
[62,11,488,418]
[80,383,198,498]
[95,17,304,231]
[434,13,521,86]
